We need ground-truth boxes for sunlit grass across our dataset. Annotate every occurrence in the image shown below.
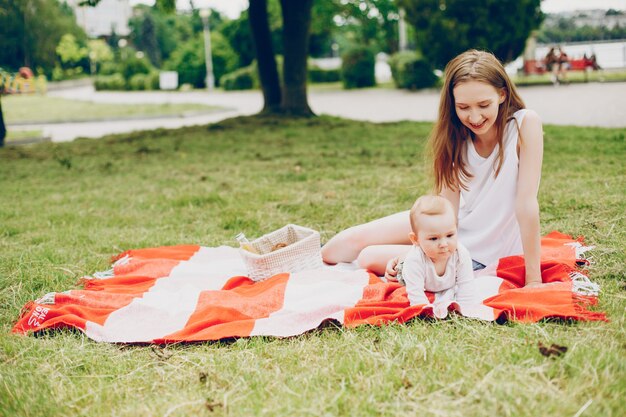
[0,116,624,416]
[5,129,44,142]
[3,94,221,124]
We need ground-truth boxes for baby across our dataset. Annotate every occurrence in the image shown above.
[396,195,475,307]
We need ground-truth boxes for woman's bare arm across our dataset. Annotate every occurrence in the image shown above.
[516,110,544,286]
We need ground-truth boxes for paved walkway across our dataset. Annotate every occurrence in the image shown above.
[11,82,626,142]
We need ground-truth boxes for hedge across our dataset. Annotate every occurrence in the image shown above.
[341,46,376,89]
[388,51,438,90]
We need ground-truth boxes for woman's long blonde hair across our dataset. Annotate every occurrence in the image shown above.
[430,50,525,193]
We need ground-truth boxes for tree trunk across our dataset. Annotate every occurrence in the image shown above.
[279,0,314,116]
[248,0,281,113]
[0,97,6,147]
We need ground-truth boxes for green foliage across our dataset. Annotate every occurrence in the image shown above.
[0,0,87,76]
[120,53,153,81]
[219,13,257,68]
[220,66,257,90]
[129,8,161,66]
[51,65,84,82]
[94,74,126,91]
[308,0,340,57]
[341,46,376,89]
[537,15,626,43]
[334,0,400,54]
[95,70,159,92]
[388,51,437,90]
[97,62,121,76]
[398,0,543,68]
[211,31,239,86]
[163,32,237,88]
[145,71,161,90]
[128,73,148,91]
[129,5,190,66]
[87,40,114,73]
[53,33,89,80]
[56,34,88,67]
[308,65,341,83]
[163,36,206,88]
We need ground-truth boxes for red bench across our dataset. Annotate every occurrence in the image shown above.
[523,58,598,75]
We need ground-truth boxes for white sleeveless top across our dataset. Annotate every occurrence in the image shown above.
[457,109,527,265]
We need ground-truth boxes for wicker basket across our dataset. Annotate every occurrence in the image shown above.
[238,224,324,281]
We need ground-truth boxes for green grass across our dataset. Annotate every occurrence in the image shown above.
[5,129,44,142]
[0,116,624,416]
[3,95,221,125]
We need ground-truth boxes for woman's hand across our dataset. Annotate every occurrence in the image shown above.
[384,257,400,281]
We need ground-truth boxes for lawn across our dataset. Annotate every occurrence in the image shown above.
[0,116,624,417]
[3,94,220,125]
[5,129,45,143]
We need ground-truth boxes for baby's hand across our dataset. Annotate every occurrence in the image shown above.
[384,257,400,282]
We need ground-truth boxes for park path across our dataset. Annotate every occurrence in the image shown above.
[13,82,626,142]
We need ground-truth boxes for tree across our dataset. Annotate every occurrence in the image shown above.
[163,32,237,88]
[0,74,6,147]
[56,34,88,68]
[398,0,543,68]
[0,0,87,76]
[88,39,114,74]
[248,0,282,113]
[308,1,339,57]
[249,0,315,116]
[334,0,400,54]
[87,0,316,116]
[129,8,162,66]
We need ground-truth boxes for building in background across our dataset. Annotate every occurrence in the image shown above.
[66,0,132,38]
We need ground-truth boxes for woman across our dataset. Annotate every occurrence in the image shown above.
[321,50,544,288]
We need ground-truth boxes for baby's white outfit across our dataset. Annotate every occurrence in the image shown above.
[400,242,475,307]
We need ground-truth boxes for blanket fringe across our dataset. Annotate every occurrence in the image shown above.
[35,292,57,305]
[85,255,130,280]
[573,293,608,322]
[112,254,131,267]
[566,242,595,263]
[570,271,600,296]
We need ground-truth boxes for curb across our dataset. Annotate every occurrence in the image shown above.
[4,136,52,146]
[7,108,233,127]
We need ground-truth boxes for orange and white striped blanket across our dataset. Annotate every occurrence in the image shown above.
[13,232,606,343]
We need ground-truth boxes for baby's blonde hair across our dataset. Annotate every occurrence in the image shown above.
[409,195,455,233]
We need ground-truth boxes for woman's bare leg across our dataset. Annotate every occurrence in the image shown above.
[357,244,412,276]
[321,210,411,264]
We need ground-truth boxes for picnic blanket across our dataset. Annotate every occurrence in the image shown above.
[12,232,606,343]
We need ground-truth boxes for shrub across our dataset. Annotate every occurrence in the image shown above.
[308,65,341,83]
[120,54,153,81]
[341,46,376,89]
[221,65,256,90]
[94,74,126,91]
[128,73,147,91]
[98,61,121,76]
[163,32,237,89]
[388,51,438,90]
[145,71,160,90]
